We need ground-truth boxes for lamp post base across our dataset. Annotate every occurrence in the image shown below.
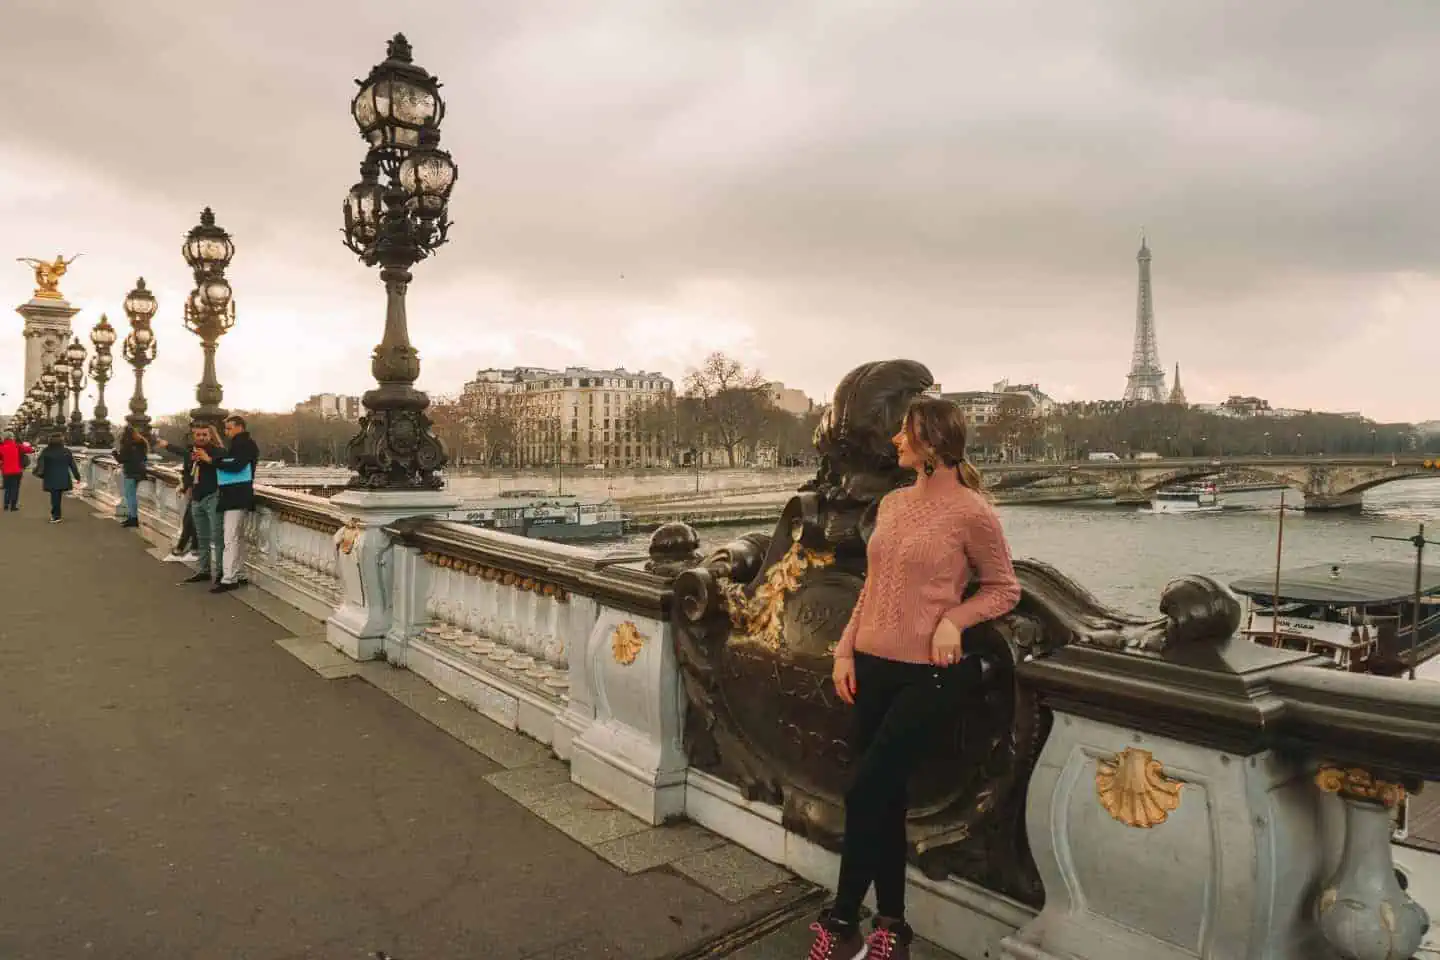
[124,415,152,439]
[345,401,448,491]
[190,405,228,427]
[67,417,86,448]
[87,420,114,449]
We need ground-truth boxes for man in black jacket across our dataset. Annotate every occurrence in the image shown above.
[196,415,259,594]
[159,423,226,585]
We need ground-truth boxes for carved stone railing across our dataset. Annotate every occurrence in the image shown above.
[67,447,1440,960]
[76,453,345,618]
[1000,589,1438,960]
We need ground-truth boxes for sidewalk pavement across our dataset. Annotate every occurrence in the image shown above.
[0,486,820,959]
[0,483,965,959]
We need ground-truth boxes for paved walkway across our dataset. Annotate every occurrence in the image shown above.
[0,484,822,959]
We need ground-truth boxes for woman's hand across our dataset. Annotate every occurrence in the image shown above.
[931,619,963,667]
[832,657,857,705]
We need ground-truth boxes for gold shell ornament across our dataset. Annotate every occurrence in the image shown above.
[1095,747,1183,828]
[611,621,644,666]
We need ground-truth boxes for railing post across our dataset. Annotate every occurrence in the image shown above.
[324,490,459,662]
[1004,634,1335,959]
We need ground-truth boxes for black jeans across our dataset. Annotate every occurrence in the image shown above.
[175,500,197,552]
[49,490,63,520]
[833,651,981,923]
[2,474,20,509]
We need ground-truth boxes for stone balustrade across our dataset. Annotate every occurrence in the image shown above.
[69,450,1440,960]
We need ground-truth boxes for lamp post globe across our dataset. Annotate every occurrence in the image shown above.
[339,33,458,491]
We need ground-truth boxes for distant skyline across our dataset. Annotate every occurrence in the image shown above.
[3,2,1437,423]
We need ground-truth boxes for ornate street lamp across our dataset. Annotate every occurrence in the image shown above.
[181,208,236,425]
[122,277,158,438]
[340,33,458,490]
[37,369,57,437]
[65,337,88,446]
[87,314,117,448]
[49,356,71,435]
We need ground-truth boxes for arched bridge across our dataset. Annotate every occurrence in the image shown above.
[982,455,1439,510]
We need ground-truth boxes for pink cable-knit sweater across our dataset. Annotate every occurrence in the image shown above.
[835,470,1021,665]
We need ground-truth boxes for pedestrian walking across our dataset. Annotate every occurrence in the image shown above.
[807,398,1020,960]
[196,415,258,594]
[154,425,208,563]
[112,426,149,528]
[33,433,82,524]
[0,431,34,511]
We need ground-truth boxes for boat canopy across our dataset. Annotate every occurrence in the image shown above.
[1229,561,1440,606]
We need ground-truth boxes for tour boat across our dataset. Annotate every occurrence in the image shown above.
[445,490,626,542]
[1145,482,1223,514]
[1229,561,1440,675]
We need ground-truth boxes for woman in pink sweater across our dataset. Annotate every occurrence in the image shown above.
[808,397,1021,960]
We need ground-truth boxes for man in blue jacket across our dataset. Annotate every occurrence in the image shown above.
[196,415,259,594]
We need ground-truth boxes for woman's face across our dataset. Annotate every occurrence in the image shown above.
[891,418,929,470]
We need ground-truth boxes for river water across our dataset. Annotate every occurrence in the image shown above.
[607,480,1440,616]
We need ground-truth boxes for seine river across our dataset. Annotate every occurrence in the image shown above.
[609,480,1439,616]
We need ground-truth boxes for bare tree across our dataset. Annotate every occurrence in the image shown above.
[683,352,773,466]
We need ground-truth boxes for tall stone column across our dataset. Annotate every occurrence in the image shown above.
[17,297,80,395]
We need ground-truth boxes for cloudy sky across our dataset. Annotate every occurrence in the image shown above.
[1,1,1435,422]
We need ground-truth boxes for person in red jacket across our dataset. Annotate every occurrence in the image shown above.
[0,432,35,511]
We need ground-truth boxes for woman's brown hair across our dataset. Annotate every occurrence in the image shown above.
[902,397,984,491]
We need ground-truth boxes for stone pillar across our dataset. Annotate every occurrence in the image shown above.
[16,297,80,395]
[1003,640,1335,960]
[324,489,460,661]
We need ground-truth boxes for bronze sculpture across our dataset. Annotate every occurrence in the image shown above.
[666,359,1240,905]
[17,254,81,300]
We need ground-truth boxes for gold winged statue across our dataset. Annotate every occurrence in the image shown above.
[17,254,81,300]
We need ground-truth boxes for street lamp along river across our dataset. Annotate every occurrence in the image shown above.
[87,314,117,448]
[181,208,237,425]
[122,277,158,439]
[341,32,458,490]
[65,337,87,446]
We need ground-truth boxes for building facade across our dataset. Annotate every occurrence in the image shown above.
[460,366,675,468]
[942,380,1054,427]
[764,381,815,417]
[295,394,363,421]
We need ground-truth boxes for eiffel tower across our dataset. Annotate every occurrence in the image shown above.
[1123,233,1167,403]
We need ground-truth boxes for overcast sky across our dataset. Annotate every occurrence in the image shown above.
[2,1,1435,422]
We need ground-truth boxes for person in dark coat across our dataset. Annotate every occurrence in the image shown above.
[112,426,150,528]
[155,423,212,563]
[195,415,258,593]
[34,433,82,523]
[0,431,34,511]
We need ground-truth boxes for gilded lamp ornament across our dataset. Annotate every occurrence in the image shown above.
[340,33,458,490]
[1095,747,1183,828]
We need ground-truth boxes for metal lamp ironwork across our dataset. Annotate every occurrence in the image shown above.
[88,314,117,448]
[50,356,71,435]
[65,337,87,446]
[122,277,158,438]
[339,33,458,490]
[181,208,236,424]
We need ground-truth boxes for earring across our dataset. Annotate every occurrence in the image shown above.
[923,460,935,476]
